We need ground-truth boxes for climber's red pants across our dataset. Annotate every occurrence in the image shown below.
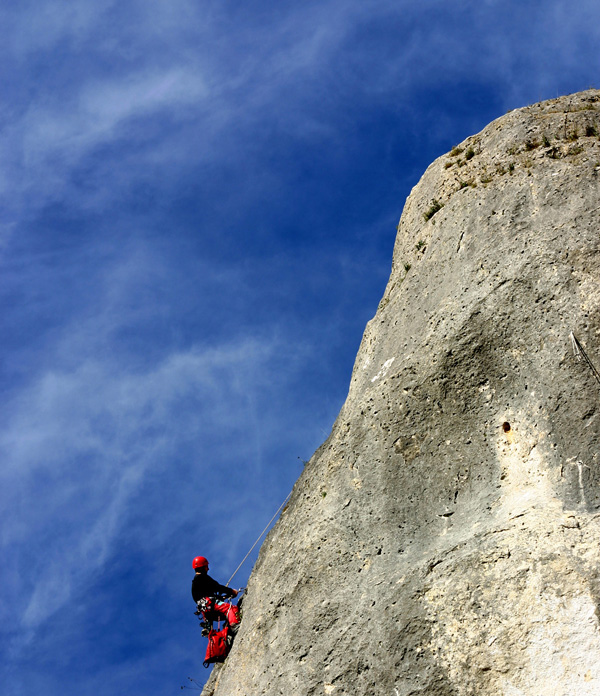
[203,599,240,626]
[214,601,240,626]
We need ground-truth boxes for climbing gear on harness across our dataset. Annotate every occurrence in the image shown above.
[195,597,214,614]
[194,598,214,635]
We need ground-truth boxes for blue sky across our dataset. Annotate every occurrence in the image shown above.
[1,1,599,693]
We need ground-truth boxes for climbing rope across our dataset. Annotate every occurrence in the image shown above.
[570,331,600,387]
[226,490,292,587]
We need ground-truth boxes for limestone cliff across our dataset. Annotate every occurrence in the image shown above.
[203,90,600,696]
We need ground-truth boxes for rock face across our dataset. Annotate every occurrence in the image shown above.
[203,91,600,695]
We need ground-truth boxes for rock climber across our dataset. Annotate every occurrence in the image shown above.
[191,556,240,632]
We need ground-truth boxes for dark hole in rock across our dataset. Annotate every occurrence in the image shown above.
[502,422,511,432]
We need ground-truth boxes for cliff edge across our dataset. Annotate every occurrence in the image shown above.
[203,90,600,696]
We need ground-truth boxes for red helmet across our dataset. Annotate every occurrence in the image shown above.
[192,556,209,570]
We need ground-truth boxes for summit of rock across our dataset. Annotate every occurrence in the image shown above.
[203,90,600,696]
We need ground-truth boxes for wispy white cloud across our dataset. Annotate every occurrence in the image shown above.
[0,233,298,633]
[5,66,208,219]
[0,2,378,220]
[1,1,114,56]
[1,332,285,630]
[3,0,600,211]
[24,68,208,156]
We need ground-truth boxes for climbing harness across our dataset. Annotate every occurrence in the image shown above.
[570,332,600,387]
[226,490,292,587]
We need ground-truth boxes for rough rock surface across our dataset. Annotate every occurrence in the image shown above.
[202,90,600,696]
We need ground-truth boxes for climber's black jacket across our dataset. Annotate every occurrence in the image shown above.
[191,572,236,603]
